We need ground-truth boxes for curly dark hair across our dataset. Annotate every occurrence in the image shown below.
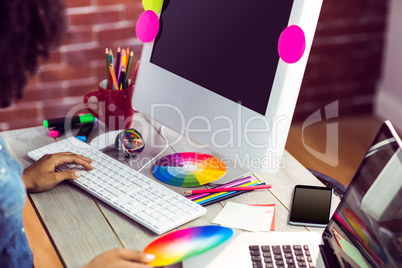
[0,0,66,107]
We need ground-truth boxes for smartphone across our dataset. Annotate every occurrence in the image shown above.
[289,185,333,227]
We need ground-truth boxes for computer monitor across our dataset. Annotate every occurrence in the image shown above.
[132,0,323,173]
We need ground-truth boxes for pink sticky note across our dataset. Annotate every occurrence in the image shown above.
[136,10,160,43]
[278,25,306,64]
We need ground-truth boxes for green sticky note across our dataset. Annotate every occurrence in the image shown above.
[142,0,163,14]
[335,232,369,268]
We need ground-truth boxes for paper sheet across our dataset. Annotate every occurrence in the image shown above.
[212,202,275,232]
[333,227,369,268]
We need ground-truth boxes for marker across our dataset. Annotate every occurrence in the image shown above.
[185,184,271,194]
[76,123,94,142]
[49,126,65,138]
[43,114,95,128]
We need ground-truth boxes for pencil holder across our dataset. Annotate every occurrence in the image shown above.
[83,79,135,130]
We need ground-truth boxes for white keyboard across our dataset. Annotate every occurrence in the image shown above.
[28,137,207,235]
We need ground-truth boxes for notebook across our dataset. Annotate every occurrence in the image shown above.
[183,121,402,268]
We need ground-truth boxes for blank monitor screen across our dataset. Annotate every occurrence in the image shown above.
[134,0,323,173]
[150,0,293,115]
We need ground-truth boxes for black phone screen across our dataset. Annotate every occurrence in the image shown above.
[289,185,333,225]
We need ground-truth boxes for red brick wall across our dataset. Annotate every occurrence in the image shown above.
[294,0,388,120]
[0,0,144,131]
[0,0,389,130]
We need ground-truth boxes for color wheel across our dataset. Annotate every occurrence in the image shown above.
[143,225,233,266]
[152,152,227,187]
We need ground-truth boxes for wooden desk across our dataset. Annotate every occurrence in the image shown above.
[1,113,335,268]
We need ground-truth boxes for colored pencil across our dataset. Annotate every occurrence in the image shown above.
[125,51,133,87]
[109,63,119,90]
[186,176,254,201]
[109,51,114,90]
[125,46,130,70]
[129,60,140,87]
[115,47,121,81]
[105,48,110,86]
[197,182,265,206]
[193,180,260,204]
[200,185,264,207]
[185,184,271,194]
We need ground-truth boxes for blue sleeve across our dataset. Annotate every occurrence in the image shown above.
[0,137,33,267]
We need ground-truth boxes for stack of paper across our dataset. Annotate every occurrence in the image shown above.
[212,202,275,232]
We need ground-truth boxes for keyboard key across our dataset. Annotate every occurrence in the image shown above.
[251,256,262,262]
[264,257,273,263]
[298,261,307,267]
[286,259,295,264]
[262,252,271,258]
[261,246,270,252]
[296,256,306,262]
[276,260,284,266]
[282,245,292,253]
[249,250,261,256]
[284,253,293,259]
[294,250,304,256]
[122,184,140,193]
[252,262,263,268]
[106,187,124,197]
[272,246,282,254]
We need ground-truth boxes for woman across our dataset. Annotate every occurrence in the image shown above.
[0,1,154,267]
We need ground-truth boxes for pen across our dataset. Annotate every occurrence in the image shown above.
[76,123,94,142]
[43,114,95,128]
[185,184,271,194]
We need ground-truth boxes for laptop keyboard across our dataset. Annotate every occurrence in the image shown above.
[249,244,315,268]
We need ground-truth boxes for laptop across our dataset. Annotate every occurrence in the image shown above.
[183,120,402,268]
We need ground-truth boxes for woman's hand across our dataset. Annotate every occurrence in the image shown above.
[82,249,155,268]
[22,152,93,192]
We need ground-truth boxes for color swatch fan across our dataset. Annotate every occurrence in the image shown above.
[143,225,233,266]
[152,152,226,187]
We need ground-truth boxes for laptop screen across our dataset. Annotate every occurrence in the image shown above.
[322,122,402,267]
